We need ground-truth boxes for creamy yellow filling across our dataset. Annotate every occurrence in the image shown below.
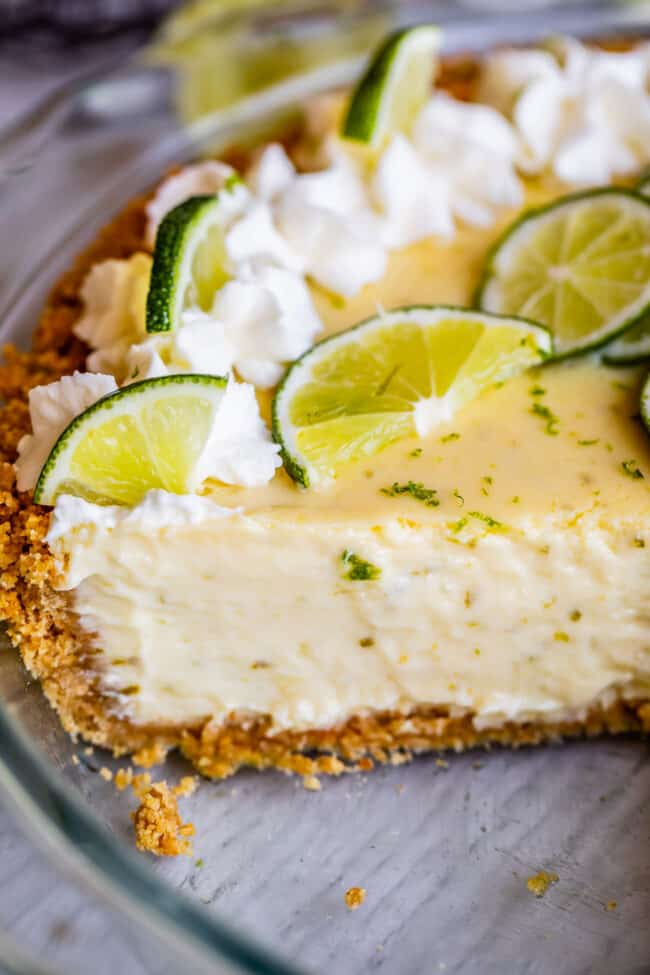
[52,177,650,730]
[63,507,650,728]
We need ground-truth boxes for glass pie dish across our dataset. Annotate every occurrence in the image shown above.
[1,3,650,973]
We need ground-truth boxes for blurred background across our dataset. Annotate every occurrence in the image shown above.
[0,0,644,131]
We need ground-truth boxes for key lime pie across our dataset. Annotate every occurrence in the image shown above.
[2,28,650,779]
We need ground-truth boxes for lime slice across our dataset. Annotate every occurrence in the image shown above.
[476,188,650,359]
[341,25,440,150]
[34,375,227,506]
[146,192,236,333]
[272,305,551,488]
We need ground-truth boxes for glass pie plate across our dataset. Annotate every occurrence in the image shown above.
[1,3,650,973]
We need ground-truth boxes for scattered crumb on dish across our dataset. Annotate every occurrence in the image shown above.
[114,767,134,791]
[344,886,367,911]
[302,774,322,791]
[174,775,198,798]
[132,780,195,856]
[526,870,559,898]
[132,742,169,768]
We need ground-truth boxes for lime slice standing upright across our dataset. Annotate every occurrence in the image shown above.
[476,188,650,359]
[273,305,551,488]
[341,25,440,150]
[34,375,228,506]
[146,185,244,334]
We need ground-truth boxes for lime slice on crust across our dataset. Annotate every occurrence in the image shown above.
[341,25,440,150]
[34,374,228,506]
[272,305,551,488]
[476,188,650,359]
[146,192,237,334]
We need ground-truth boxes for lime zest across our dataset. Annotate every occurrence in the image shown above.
[530,400,560,436]
[467,510,506,530]
[621,458,644,480]
[380,480,440,507]
[341,550,382,581]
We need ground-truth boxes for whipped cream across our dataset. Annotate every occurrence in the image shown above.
[248,144,388,296]
[247,113,521,295]
[15,372,117,492]
[191,376,281,487]
[73,254,151,381]
[480,37,650,183]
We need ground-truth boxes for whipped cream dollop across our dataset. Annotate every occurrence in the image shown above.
[73,254,151,381]
[245,108,521,289]
[480,36,650,183]
[191,376,281,487]
[15,372,117,492]
[14,371,281,496]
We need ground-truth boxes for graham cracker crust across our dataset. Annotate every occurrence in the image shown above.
[0,53,648,780]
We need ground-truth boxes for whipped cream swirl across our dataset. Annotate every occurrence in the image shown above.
[480,36,650,183]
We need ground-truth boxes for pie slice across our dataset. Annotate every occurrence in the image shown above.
[1,35,649,781]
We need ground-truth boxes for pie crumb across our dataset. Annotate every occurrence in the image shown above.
[526,870,559,898]
[302,774,322,791]
[114,767,134,791]
[132,780,195,856]
[99,766,113,782]
[605,900,617,911]
[173,775,198,798]
[132,742,169,768]
[345,886,366,911]
[132,772,153,799]
[71,754,80,766]
[435,758,449,769]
